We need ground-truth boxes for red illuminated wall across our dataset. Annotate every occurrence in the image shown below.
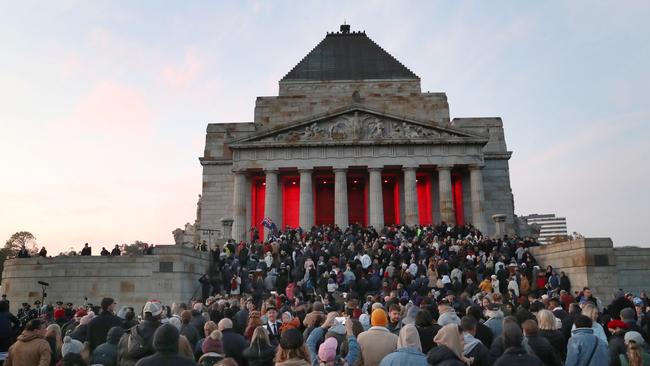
[251,177,266,239]
[347,175,367,226]
[417,174,432,224]
[382,174,400,225]
[315,175,334,225]
[452,173,464,226]
[282,176,299,229]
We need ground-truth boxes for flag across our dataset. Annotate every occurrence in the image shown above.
[261,217,278,237]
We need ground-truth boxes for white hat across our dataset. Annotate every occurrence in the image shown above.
[143,300,163,316]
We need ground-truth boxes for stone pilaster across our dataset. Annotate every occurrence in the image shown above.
[438,165,456,225]
[263,169,279,239]
[403,166,419,226]
[299,169,314,230]
[469,164,488,233]
[231,172,247,242]
[368,167,384,229]
[334,168,348,229]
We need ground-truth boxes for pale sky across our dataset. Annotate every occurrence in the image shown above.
[1,1,649,253]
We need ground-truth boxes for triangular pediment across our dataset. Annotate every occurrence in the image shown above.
[230,106,487,147]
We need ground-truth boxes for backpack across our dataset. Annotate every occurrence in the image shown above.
[123,325,154,360]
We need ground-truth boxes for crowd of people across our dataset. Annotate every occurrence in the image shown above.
[1,223,650,366]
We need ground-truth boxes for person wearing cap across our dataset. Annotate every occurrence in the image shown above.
[357,309,398,366]
[620,307,648,340]
[87,297,122,351]
[619,331,650,366]
[91,325,124,366]
[608,319,630,366]
[133,323,196,366]
[5,318,52,366]
[117,300,163,366]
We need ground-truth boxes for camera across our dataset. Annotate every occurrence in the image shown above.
[38,281,49,286]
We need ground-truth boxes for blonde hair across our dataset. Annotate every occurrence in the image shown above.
[581,303,599,321]
[45,324,63,354]
[627,341,643,366]
[536,309,558,330]
[204,321,218,337]
[178,335,194,359]
[251,326,270,347]
[275,344,311,364]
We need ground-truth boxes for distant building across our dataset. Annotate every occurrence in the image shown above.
[523,214,568,244]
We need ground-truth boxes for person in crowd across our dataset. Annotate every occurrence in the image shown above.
[377,324,424,366]
[579,302,608,343]
[196,320,219,359]
[219,317,248,365]
[427,323,466,366]
[87,297,122,351]
[45,324,62,366]
[483,303,505,338]
[101,247,110,256]
[198,329,225,366]
[39,246,48,257]
[275,328,310,366]
[265,304,283,345]
[245,311,263,340]
[180,309,201,350]
[609,319,630,366]
[133,323,196,366]
[565,314,609,366]
[59,335,85,366]
[243,326,276,366]
[5,318,52,366]
[387,304,403,335]
[69,312,93,343]
[357,309,398,366]
[91,326,124,366]
[414,309,440,354]
[280,311,301,333]
[619,331,650,366]
[466,305,493,348]
[461,316,490,366]
[494,322,543,366]
[306,312,360,366]
[80,243,91,256]
[437,301,460,327]
[522,319,563,366]
[0,300,20,351]
[117,300,163,366]
[537,308,566,359]
[111,244,121,256]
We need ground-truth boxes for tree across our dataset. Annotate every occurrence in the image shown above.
[5,231,37,255]
[121,241,147,256]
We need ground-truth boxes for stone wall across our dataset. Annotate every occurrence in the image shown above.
[529,238,650,304]
[0,245,209,314]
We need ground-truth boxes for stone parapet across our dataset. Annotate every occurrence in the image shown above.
[0,245,209,314]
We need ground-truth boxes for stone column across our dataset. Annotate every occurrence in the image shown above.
[469,164,488,233]
[438,165,456,225]
[299,169,314,230]
[403,166,419,226]
[334,168,348,228]
[231,171,247,242]
[492,214,507,239]
[368,167,384,229]
[263,169,279,239]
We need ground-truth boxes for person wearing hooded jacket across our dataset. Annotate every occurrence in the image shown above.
[134,323,196,366]
[493,322,543,366]
[426,324,466,366]
[117,300,163,366]
[5,318,51,366]
[379,324,427,366]
[91,326,124,366]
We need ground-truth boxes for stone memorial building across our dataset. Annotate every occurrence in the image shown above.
[199,24,515,242]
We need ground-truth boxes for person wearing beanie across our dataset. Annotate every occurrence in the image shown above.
[620,331,650,366]
[60,335,85,365]
[276,328,310,366]
[379,324,427,366]
[134,323,196,366]
[5,319,51,366]
[91,326,124,366]
[357,309,398,366]
[69,314,92,343]
[198,330,225,366]
[306,312,360,366]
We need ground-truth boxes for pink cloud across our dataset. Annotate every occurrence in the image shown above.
[160,48,205,91]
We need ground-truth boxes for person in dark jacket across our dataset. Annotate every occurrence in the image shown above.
[461,316,489,366]
[198,329,225,366]
[219,317,248,366]
[415,309,440,354]
[117,301,163,366]
[91,326,123,366]
[87,298,122,351]
[494,322,543,366]
[180,310,201,349]
[0,300,20,352]
[608,319,629,366]
[522,319,563,366]
[134,323,196,366]
[243,326,276,366]
[190,303,207,335]
[466,305,493,348]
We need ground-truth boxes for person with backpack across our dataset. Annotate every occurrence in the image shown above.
[117,300,163,366]
[134,323,196,366]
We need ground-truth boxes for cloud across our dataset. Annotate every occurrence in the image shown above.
[160,48,206,91]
